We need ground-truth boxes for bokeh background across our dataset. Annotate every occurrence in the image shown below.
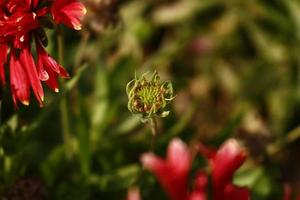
[1,0,300,199]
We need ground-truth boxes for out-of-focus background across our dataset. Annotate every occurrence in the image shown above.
[1,0,300,199]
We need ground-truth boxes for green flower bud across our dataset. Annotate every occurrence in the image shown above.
[126,71,174,121]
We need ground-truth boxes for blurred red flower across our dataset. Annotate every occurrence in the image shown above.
[199,139,250,200]
[141,138,191,200]
[138,138,250,200]
[0,0,86,107]
[52,0,86,30]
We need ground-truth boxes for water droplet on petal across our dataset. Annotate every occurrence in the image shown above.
[39,70,49,81]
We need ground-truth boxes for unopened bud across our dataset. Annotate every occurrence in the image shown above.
[126,71,174,121]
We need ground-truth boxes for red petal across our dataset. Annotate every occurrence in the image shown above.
[0,43,8,85]
[194,171,208,191]
[33,0,39,8]
[223,184,250,200]
[141,153,166,175]
[58,65,70,78]
[46,56,61,73]
[7,0,32,13]
[189,171,208,200]
[36,40,70,79]
[10,51,30,106]
[36,7,48,17]
[197,143,216,160]
[36,41,59,73]
[4,13,39,37]
[37,56,50,81]
[51,0,86,30]
[36,42,49,81]
[45,68,59,93]
[210,139,247,200]
[167,138,191,175]
[19,47,44,106]
[141,138,191,200]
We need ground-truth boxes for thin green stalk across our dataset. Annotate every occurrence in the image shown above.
[149,117,158,152]
[57,27,73,159]
[268,126,300,156]
[132,117,158,188]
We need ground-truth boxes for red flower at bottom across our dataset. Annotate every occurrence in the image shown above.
[141,138,191,200]
[138,138,250,200]
[201,139,250,200]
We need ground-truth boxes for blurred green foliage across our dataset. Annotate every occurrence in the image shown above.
[1,0,300,199]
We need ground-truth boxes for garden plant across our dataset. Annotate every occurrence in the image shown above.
[0,0,300,199]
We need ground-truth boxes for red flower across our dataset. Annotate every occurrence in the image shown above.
[201,139,250,200]
[141,138,191,200]
[0,0,86,107]
[51,0,87,30]
[140,138,250,200]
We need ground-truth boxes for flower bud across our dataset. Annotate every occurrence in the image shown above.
[126,71,174,120]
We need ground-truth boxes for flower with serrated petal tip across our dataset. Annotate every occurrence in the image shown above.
[0,0,86,107]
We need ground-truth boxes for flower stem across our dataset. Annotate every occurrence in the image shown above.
[57,27,73,159]
[268,126,300,156]
[149,117,157,152]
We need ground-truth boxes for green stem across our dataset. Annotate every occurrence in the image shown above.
[149,117,157,152]
[74,31,90,70]
[268,126,300,156]
[57,27,73,159]
[132,117,158,187]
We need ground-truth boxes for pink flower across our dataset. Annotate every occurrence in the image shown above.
[0,0,86,107]
[51,0,87,30]
[140,138,250,200]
